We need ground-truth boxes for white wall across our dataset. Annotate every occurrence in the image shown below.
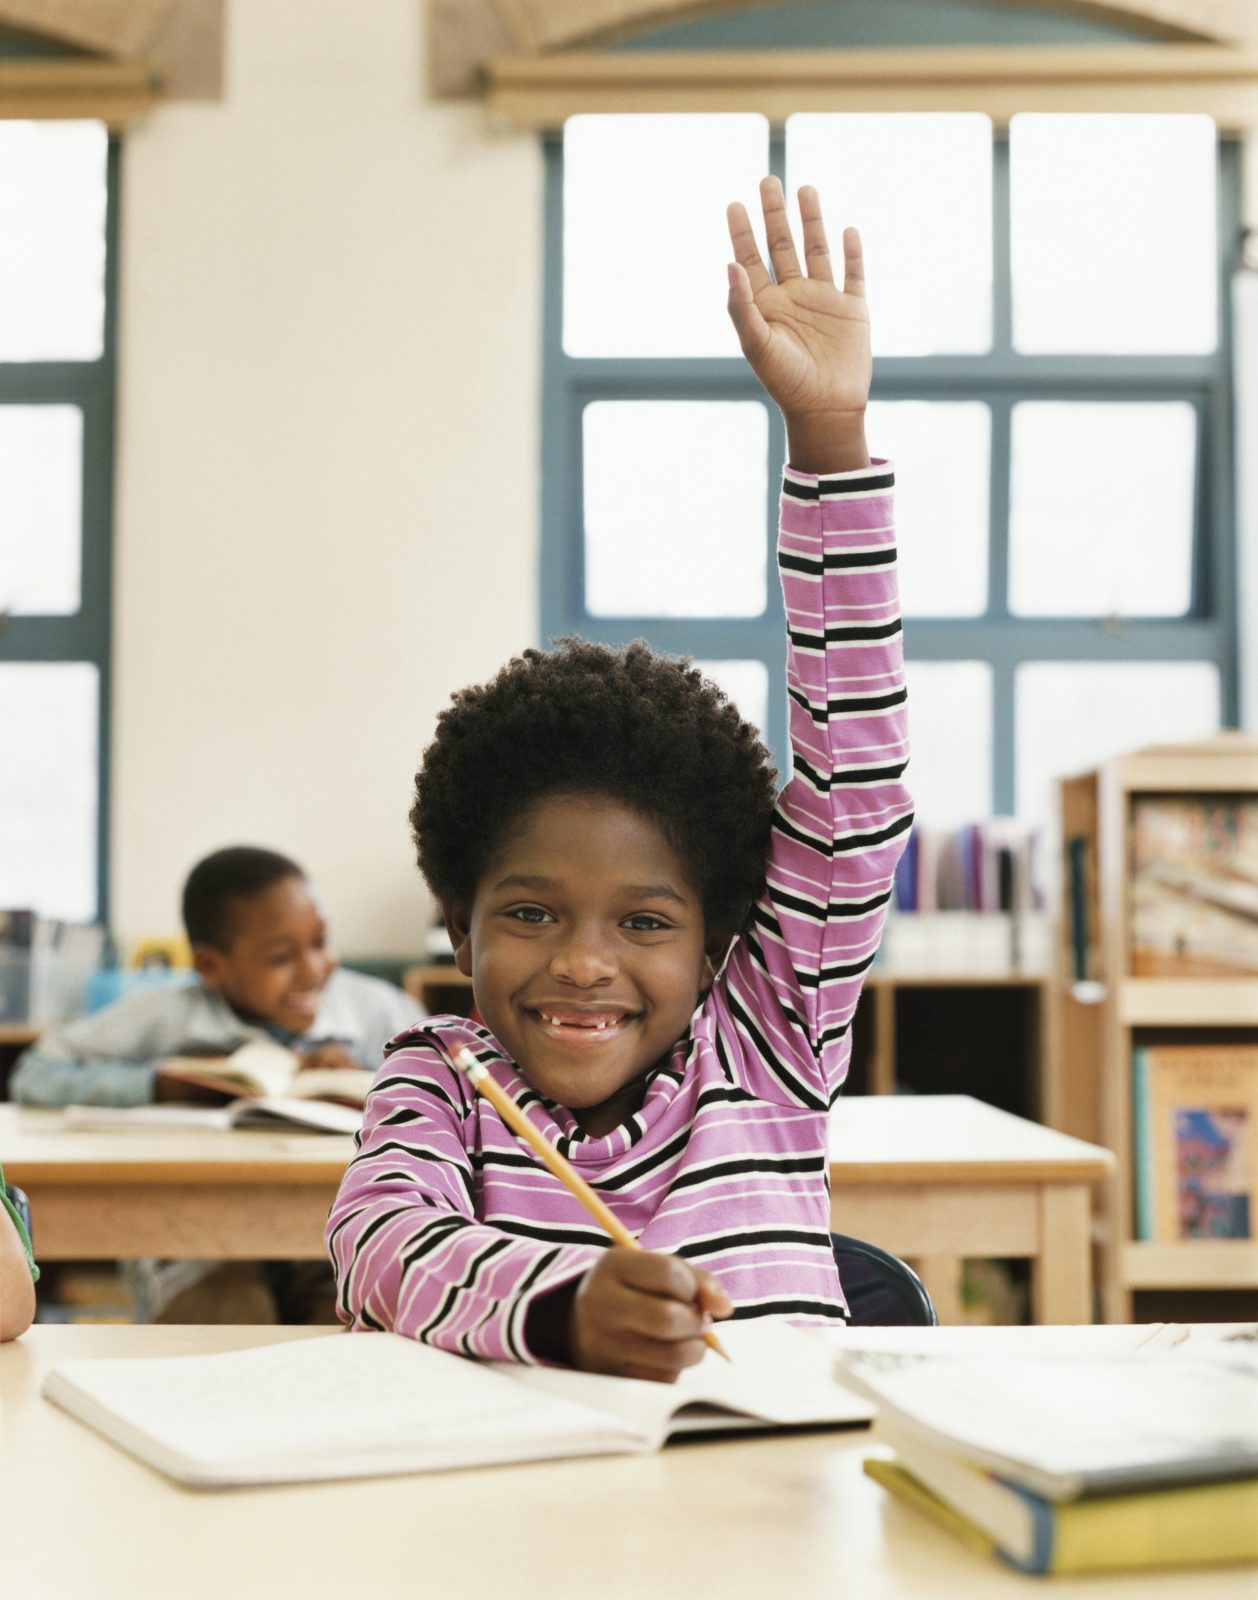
[112,0,543,954]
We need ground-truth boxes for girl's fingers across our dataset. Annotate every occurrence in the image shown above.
[760,175,803,282]
[797,185,834,284]
[726,260,770,358]
[842,225,866,298]
[726,200,773,295]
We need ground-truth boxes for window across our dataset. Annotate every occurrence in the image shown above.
[0,120,119,921]
[543,110,1235,841]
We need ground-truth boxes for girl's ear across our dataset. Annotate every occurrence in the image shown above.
[702,931,733,991]
[442,903,473,978]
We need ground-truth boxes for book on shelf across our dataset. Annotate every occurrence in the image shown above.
[62,1097,361,1136]
[42,1319,873,1488]
[841,1336,1258,1575]
[1064,833,1099,985]
[887,820,1044,976]
[1132,1044,1258,1242]
[156,1040,374,1108]
[1128,795,1258,977]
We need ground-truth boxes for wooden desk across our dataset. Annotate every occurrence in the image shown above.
[0,1096,1111,1325]
[5,1324,1253,1600]
[830,1095,1113,1325]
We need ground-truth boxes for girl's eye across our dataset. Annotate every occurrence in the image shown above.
[624,914,669,932]
[507,905,553,924]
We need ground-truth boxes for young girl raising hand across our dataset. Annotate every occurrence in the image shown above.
[328,179,911,1380]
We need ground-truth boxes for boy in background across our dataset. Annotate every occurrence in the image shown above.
[12,845,422,1320]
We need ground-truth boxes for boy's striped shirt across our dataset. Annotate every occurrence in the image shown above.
[326,462,912,1359]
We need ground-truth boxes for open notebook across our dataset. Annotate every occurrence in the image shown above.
[43,1320,872,1488]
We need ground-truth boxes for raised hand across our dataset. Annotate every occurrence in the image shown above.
[727,177,871,474]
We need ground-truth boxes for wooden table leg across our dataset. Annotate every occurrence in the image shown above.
[913,1254,964,1325]
[1030,1183,1092,1324]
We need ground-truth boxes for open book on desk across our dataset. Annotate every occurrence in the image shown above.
[156,1039,374,1108]
[62,1097,361,1135]
[43,1319,873,1488]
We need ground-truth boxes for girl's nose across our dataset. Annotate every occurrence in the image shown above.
[549,924,617,987]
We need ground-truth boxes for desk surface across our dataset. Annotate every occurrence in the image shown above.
[5,1324,1253,1600]
[0,1094,1113,1184]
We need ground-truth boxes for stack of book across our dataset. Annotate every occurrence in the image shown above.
[840,1337,1258,1576]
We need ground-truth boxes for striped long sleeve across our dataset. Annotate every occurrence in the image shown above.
[713,461,912,1111]
[327,461,911,1350]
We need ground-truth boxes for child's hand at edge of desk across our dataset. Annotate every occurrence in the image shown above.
[527,1247,733,1383]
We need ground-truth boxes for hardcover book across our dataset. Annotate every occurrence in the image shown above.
[1132,1045,1258,1242]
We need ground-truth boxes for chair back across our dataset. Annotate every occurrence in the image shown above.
[4,1183,31,1246]
[832,1232,937,1326]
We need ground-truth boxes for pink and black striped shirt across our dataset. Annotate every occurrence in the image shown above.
[327,461,911,1359]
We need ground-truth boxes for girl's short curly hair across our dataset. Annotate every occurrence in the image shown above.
[411,638,778,945]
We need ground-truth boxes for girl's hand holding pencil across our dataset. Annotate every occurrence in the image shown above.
[456,1049,732,1382]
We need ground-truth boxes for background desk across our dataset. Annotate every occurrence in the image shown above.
[6,1324,1253,1600]
[830,1096,1113,1325]
[1,1095,1112,1324]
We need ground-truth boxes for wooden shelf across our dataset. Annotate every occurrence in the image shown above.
[1118,979,1258,1028]
[1122,1240,1258,1290]
[1053,736,1258,1321]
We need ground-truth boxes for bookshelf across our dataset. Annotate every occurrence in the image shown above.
[1053,733,1258,1323]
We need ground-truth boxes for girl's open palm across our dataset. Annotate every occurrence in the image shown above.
[727,178,870,431]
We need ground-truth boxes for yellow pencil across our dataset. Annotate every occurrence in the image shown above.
[454,1047,731,1363]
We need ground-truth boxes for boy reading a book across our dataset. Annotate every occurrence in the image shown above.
[13,845,421,1320]
[328,179,911,1379]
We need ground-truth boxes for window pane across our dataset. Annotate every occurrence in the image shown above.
[1011,114,1217,354]
[583,401,767,617]
[787,114,992,355]
[903,662,992,826]
[866,400,989,616]
[0,120,108,361]
[0,663,98,921]
[1015,661,1220,831]
[0,406,83,615]
[694,659,770,744]
[1009,402,1196,617]
[564,114,769,356]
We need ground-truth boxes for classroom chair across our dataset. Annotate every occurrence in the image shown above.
[832,1233,938,1326]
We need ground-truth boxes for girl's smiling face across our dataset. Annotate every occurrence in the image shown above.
[446,792,716,1137]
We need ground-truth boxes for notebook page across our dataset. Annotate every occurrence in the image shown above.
[506,1319,872,1445]
[44,1332,640,1486]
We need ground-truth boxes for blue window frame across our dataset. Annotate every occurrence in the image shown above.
[540,123,1238,817]
[0,128,120,923]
